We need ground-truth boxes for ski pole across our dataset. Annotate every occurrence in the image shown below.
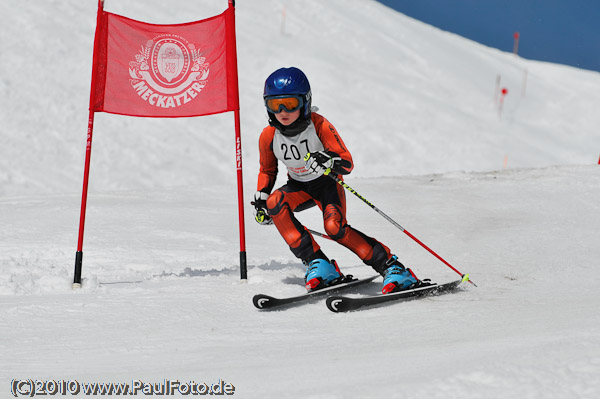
[306,157,476,286]
[307,228,333,241]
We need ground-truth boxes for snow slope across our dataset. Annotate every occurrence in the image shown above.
[2,166,599,398]
[1,0,600,398]
[1,0,599,196]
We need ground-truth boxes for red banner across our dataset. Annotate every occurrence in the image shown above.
[91,6,239,117]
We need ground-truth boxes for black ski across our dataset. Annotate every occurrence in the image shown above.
[253,275,379,310]
[326,278,465,312]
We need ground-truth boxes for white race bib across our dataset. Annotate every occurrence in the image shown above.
[272,122,325,182]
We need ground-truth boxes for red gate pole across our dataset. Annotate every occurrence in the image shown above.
[234,109,247,280]
[513,32,520,55]
[228,0,247,280]
[73,111,96,288]
[73,0,104,288]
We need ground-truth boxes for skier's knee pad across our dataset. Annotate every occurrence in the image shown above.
[323,205,346,240]
[266,190,285,216]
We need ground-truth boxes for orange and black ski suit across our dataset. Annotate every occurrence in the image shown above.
[257,112,392,273]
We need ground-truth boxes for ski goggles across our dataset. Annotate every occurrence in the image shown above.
[264,95,304,114]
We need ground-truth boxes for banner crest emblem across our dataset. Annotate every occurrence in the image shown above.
[128,34,210,109]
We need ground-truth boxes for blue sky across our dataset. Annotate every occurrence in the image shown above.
[376,0,600,72]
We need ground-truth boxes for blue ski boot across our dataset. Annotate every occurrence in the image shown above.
[382,255,418,294]
[305,259,342,291]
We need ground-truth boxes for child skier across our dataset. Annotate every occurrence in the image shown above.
[252,67,419,294]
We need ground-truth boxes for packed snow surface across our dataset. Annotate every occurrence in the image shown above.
[1,0,599,398]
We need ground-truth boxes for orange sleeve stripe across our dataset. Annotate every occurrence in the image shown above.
[312,113,353,174]
[257,126,278,193]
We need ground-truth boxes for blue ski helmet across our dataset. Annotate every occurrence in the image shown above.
[263,67,312,119]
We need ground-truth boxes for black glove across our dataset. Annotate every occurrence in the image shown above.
[251,191,272,225]
[304,151,341,175]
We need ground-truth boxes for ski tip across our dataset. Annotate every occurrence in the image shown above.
[252,294,274,309]
[326,296,349,313]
